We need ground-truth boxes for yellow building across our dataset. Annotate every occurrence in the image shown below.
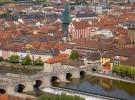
[100,57,113,73]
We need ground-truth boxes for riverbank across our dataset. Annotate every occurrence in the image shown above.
[0,62,43,75]
[0,62,43,70]
[89,72,135,84]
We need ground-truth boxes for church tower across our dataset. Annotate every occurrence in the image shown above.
[61,0,71,40]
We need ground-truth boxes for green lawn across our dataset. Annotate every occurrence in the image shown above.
[39,93,85,100]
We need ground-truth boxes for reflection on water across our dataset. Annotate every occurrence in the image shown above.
[52,75,135,100]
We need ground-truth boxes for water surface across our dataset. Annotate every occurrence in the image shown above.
[52,75,135,100]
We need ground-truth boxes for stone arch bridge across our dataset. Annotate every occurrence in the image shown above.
[0,66,93,94]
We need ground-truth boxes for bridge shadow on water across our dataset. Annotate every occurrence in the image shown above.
[51,76,59,83]
[15,84,25,93]
[34,80,42,89]
[80,71,86,79]
[66,73,72,81]
[0,89,6,94]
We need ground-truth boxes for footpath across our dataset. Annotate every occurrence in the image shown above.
[89,72,135,84]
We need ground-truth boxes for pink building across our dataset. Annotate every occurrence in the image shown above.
[68,21,93,40]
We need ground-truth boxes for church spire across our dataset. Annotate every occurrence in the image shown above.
[61,1,71,37]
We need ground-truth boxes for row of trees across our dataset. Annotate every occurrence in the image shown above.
[39,94,85,100]
[112,64,135,78]
[8,55,44,66]
[0,51,80,65]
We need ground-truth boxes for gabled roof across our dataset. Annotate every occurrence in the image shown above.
[46,53,68,64]
[71,20,90,29]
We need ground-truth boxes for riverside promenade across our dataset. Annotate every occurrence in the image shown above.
[89,72,135,84]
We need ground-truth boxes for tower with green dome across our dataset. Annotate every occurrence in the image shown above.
[61,1,71,37]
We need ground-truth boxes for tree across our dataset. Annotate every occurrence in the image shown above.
[127,67,132,77]
[21,55,32,65]
[69,51,80,60]
[113,64,135,79]
[9,55,20,64]
[130,68,135,78]
[33,57,44,66]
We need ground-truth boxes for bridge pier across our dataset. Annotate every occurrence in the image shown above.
[24,81,34,92]
[59,74,66,82]
[41,77,51,88]
[6,86,15,94]
[85,69,93,75]
[72,71,80,79]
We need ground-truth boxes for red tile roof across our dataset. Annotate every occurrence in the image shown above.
[46,53,68,64]
[33,42,64,50]
[46,56,66,64]
[72,20,90,30]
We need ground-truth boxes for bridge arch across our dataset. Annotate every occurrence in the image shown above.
[0,89,6,94]
[51,76,59,83]
[15,84,25,93]
[92,68,97,72]
[80,71,86,76]
[66,73,72,79]
[34,80,42,89]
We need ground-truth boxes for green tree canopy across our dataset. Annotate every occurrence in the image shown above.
[113,64,135,78]
[33,57,44,66]
[21,55,32,65]
[9,55,20,64]
[70,51,80,60]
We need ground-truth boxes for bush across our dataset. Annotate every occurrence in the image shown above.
[21,55,32,65]
[9,55,20,64]
[112,64,135,78]
[69,51,80,60]
[33,58,44,66]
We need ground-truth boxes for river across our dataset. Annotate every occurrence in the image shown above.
[52,75,135,100]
